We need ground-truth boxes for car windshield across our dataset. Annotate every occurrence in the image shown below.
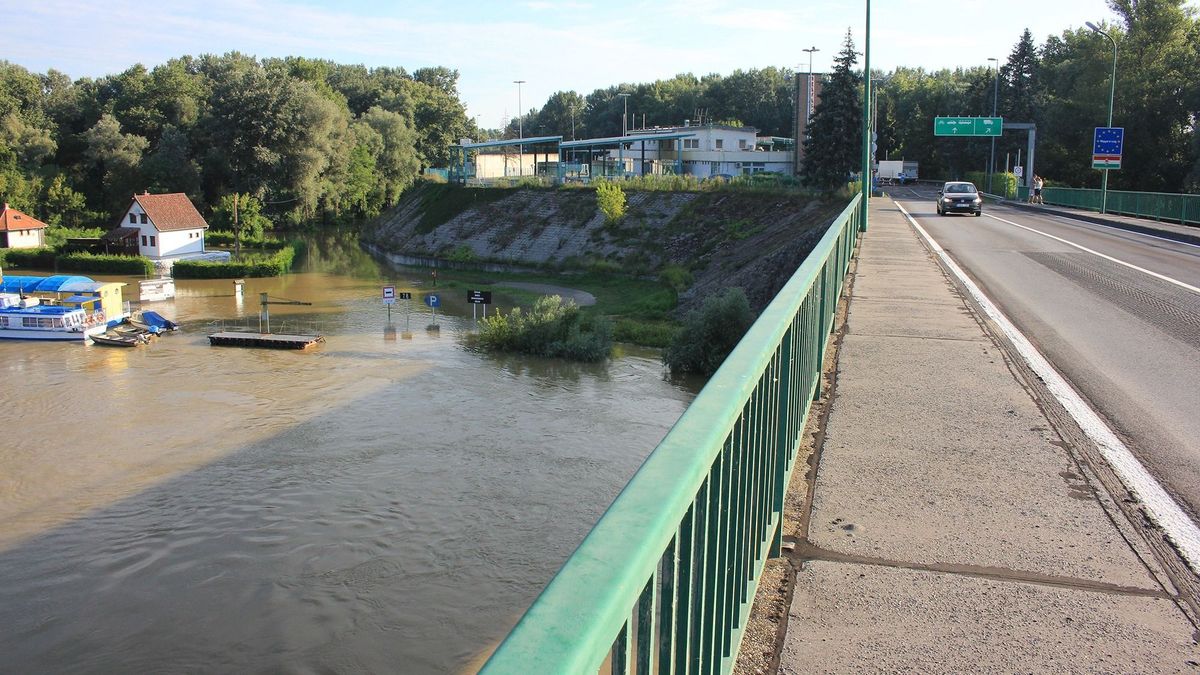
[945,183,977,194]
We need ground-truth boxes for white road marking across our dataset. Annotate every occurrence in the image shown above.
[895,200,1200,574]
[981,212,1200,295]
[1035,212,1200,250]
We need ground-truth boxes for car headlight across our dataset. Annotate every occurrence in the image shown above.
[942,198,952,203]
[973,198,982,204]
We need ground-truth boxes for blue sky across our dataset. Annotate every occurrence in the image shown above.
[3,0,1188,129]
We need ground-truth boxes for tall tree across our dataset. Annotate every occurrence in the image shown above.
[803,30,863,188]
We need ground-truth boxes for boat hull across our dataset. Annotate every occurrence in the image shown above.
[0,325,106,341]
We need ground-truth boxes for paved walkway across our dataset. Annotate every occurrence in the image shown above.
[778,197,1199,672]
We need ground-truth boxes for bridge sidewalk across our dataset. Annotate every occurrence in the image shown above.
[776,197,1199,672]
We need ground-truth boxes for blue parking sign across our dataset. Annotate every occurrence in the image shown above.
[424,294,440,308]
[1093,127,1124,155]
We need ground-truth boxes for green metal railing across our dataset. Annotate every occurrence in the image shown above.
[482,194,864,674]
[1015,186,1200,225]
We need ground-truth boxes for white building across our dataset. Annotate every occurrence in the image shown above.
[605,124,794,178]
[116,192,208,259]
[0,203,48,249]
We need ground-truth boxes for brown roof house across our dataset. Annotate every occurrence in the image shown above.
[116,192,228,272]
[0,203,49,249]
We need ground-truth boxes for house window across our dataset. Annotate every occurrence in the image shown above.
[149,235,156,247]
[140,214,148,224]
[684,139,699,150]
[141,235,148,246]
[739,139,748,149]
[715,139,724,149]
[130,214,137,224]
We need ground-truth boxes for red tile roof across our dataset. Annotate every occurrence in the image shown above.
[133,192,208,232]
[0,204,49,232]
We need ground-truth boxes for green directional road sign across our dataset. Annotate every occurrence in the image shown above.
[934,117,1003,137]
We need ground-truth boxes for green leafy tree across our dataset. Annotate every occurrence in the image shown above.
[44,174,88,227]
[595,180,626,223]
[212,192,270,256]
[663,288,755,376]
[82,113,148,210]
[803,30,863,189]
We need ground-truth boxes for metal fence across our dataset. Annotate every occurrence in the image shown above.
[482,194,864,674]
[1015,186,1200,225]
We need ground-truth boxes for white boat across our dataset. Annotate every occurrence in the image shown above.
[0,293,106,341]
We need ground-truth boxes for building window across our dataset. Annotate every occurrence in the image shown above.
[140,214,148,224]
[129,213,137,224]
[141,235,147,246]
[739,139,748,149]
[149,235,156,247]
[715,139,724,149]
[684,139,699,150]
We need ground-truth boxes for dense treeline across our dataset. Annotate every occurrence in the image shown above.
[0,54,476,229]
[510,0,1199,193]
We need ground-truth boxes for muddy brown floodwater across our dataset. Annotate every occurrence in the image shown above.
[0,262,697,673]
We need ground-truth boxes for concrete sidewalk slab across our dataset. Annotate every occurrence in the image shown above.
[780,198,1199,672]
[781,562,1196,674]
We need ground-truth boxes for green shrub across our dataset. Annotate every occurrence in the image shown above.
[595,180,627,223]
[0,247,56,269]
[659,264,693,292]
[55,252,154,275]
[473,294,613,362]
[172,242,300,278]
[613,318,677,348]
[445,244,476,263]
[663,287,756,376]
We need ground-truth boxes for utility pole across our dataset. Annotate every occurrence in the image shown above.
[514,80,525,177]
[987,57,999,194]
[233,192,240,258]
[1087,21,1118,214]
[860,0,871,232]
[617,93,630,137]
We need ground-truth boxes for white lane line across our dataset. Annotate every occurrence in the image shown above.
[896,200,1200,574]
[1036,213,1200,250]
[983,212,1200,295]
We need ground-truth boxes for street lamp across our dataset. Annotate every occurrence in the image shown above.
[1086,21,1117,214]
[860,0,871,231]
[514,80,525,177]
[987,57,998,194]
[802,46,820,136]
[616,93,631,137]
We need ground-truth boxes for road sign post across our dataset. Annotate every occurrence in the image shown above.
[467,289,492,321]
[1092,127,1123,170]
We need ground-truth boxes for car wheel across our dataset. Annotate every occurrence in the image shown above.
[975,210,982,217]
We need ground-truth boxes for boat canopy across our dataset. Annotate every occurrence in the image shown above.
[0,274,95,294]
[61,295,100,304]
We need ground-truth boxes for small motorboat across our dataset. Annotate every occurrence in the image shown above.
[90,332,148,347]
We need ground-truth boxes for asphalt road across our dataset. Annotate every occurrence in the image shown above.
[893,186,1200,521]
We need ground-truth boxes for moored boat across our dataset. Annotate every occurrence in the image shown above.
[0,293,106,341]
[90,332,147,347]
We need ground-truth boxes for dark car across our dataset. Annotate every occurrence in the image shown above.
[936,181,982,216]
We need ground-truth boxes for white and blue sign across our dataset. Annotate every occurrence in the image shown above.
[424,294,440,308]
[1093,127,1124,155]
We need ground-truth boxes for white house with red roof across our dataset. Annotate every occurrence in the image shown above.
[117,191,209,260]
[0,203,49,249]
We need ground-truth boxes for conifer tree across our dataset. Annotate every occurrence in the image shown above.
[802,30,863,189]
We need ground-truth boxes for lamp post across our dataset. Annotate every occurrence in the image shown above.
[1086,21,1117,214]
[802,46,820,137]
[514,80,525,177]
[860,0,871,231]
[616,93,630,137]
[987,57,998,194]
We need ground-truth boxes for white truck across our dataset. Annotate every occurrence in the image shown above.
[876,160,917,184]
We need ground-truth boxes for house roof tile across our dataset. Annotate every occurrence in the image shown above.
[0,204,49,232]
[133,192,208,232]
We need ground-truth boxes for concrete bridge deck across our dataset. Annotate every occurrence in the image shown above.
[771,197,1199,672]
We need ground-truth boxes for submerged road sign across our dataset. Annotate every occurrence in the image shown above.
[934,117,1003,137]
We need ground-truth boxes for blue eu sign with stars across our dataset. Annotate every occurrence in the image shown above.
[1092,127,1123,170]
